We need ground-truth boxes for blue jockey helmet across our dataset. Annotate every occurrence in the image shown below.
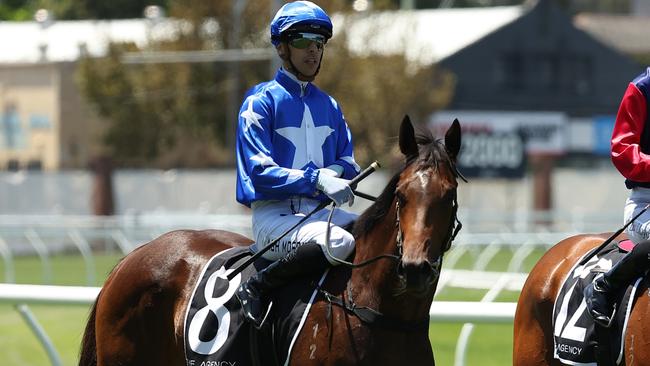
[270,1,333,46]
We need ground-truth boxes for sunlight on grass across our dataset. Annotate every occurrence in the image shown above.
[0,250,538,366]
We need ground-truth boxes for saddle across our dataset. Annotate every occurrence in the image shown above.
[552,240,642,366]
[183,247,328,366]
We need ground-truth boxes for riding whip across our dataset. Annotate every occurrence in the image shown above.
[577,203,650,266]
[227,161,381,280]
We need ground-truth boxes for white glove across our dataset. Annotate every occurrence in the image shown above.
[316,173,354,206]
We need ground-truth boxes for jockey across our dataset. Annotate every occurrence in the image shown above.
[584,67,650,327]
[234,1,360,328]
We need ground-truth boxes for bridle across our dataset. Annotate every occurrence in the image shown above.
[394,190,462,274]
[319,186,463,332]
[323,185,462,273]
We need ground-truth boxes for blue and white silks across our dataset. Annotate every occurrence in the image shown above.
[236,68,360,207]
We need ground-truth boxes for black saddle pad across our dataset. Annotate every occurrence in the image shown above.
[552,240,642,365]
[183,246,328,366]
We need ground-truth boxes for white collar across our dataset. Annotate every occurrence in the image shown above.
[280,67,309,96]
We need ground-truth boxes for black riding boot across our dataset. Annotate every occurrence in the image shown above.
[236,243,331,329]
[584,240,650,327]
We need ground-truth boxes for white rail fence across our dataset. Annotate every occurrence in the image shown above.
[0,283,519,366]
[0,214,577,286]
[2,213,614,365]
[0,269,525,366]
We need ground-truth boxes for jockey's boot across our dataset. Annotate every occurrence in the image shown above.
[584,240,650,327]
[236,243,330,329]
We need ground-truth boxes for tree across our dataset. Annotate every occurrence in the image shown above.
[77,0,454,168]
[77,0,270,167]
[317,34,454,167]
[0,0,170,20]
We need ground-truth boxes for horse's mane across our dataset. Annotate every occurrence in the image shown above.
[352,128,453,239]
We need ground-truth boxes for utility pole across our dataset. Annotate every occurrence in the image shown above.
[227,0,247,152]
[270,0,283,76]
[401,0,415,9]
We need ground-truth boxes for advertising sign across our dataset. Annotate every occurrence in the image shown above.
[430,110,567,179]
[457,129,526,178]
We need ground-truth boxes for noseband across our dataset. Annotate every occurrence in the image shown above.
[324,188,462,272]
[393,191,462,275]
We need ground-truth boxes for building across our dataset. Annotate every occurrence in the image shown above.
[437,0,641,116]
[348,0,644,213]
[0,0,645,172]
[0,19,174,170]
[349,0,642,152]
[0,61,107,170]
[574,12,650,63]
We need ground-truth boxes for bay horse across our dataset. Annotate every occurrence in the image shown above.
[78,116,463,366]
[513,232,650,365]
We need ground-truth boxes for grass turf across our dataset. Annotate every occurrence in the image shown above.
[0,250,529,365]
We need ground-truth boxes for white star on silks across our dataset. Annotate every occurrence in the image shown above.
[275,104,334,169]
[241,97,264,132]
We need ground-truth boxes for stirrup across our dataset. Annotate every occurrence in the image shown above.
[237,286,273,330]
[255,300,273,330]
[592,303,617,328]
[244,300,273,330]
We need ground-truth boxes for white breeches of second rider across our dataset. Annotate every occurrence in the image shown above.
[624,187,650,244]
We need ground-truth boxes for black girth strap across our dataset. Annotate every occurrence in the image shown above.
[318,288,429,332]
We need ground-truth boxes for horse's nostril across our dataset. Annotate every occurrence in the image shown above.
[419,261,436,279]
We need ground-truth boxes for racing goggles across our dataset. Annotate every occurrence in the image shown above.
[288,33,326,50]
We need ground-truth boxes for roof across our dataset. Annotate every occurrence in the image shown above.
[340,6,524,65]
[0,19,184,64]
[0,6,524,65]
[574,13,650,55]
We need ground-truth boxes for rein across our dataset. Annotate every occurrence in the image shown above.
[323,192,462,269]
[319,285,430,333]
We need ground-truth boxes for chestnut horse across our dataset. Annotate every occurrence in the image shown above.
[78,116,463,366]
[513,232,650,365]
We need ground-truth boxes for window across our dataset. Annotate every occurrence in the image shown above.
[26,160,42,171]
[7,159,19,171]
[498,51,525,91]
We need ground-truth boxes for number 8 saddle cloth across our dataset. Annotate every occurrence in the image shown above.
[552,240,641,366]
[183,246,327,366]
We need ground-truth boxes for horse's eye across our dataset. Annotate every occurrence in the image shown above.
[442,190,456,203]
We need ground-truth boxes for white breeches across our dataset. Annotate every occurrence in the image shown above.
[624,187,650,244]
[251,197,357,265]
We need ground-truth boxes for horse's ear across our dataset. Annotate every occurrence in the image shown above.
[445,118,461,161]
[399,115,419,159]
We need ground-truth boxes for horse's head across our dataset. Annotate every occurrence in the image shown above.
[393,115,462,297]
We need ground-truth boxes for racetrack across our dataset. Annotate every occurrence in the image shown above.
[0,250,528,366]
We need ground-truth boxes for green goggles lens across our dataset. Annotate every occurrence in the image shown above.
[289,37,325,50]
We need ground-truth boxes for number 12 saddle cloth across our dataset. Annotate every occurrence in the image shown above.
[552,240,641,366]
